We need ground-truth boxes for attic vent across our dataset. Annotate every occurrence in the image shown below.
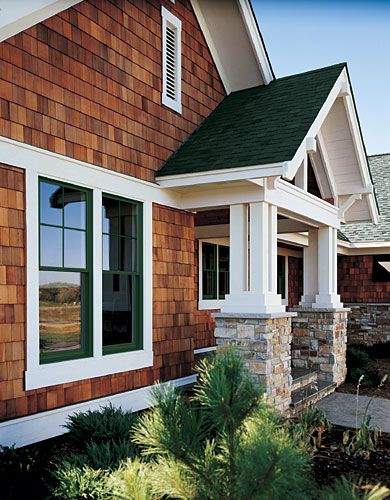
[161,6,182,114]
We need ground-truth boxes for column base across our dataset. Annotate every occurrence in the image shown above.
[313,293,343,309]
[299,294,316,308]
[222,291,285,314]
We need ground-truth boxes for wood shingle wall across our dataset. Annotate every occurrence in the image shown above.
[0,0,225,182]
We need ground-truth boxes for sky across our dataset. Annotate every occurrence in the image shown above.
[252,0,390,155]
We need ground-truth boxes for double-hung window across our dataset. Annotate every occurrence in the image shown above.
[201,242,229,301]
[35,175,146,383]
[102,195,142,354]
[39,178,92,363]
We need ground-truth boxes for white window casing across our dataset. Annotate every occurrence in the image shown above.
[0,135,175,390]
[161,6,182,114]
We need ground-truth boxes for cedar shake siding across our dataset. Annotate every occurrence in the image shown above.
[0,197,195,420]
[0,0,225,183]
[288,256,303,308]
[338,255,390,303]
[0,0,226,420]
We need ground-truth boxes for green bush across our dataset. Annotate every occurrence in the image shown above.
[51,463,111,499]
[65,404,139,444]
[318,477,389,500]
[347,347,371,383]
[0,444,42,500]
[65,439,138,470]
[290,405,331,452]
[131,349,312,499]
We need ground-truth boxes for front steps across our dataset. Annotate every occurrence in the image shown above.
[290,367,336,412]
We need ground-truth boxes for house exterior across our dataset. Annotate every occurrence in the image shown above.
[0,0,379,447]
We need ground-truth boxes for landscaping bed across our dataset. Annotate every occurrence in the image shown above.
[312,426,390,488]
[338,356,390,399]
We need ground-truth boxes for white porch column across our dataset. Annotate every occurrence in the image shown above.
[313,226,342,309]
[223,201,284,313]
[299,229,318,307]
[229,203,248,294]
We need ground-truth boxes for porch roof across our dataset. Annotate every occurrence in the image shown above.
[157,63,347,177]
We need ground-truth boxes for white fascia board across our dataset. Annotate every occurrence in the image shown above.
[285,71,347,181]
[236,0,274,84]
[0,0,82,42]
[277,232,309,248]
[0,135,181,208]
[0,374,197,448]
[156,162,286,189]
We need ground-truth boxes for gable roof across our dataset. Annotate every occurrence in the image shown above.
[340,154,390,243]
[157,63,346,178]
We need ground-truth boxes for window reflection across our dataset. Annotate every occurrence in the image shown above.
[64,187,86,229]
[40,181,62,226]
[39,271,83,353]
[102,274,136,347]
[40,226,62,267]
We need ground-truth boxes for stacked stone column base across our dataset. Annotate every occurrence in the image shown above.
[290,308,349,386]
[213,313,296,413]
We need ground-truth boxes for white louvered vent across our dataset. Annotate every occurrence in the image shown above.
[165,25,177,100]
[161,6,182,114]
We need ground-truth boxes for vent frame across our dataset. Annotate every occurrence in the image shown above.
[161,6,182,114]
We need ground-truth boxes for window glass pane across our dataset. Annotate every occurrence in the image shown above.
[102,197,119,235]
[202,243,216,270]
[64,229,86,269]
[218,270,229,299]
[121,237,137,272]
[40,226,62,267]
[277,255,286,299]
[120,202,137,237]
[40,181,62,226]
[103,234,119,271]
[219,246,229,271]
[63,187,86,229]
[203,270,217,299]
[39,271,83,354]
[102,274,136,347]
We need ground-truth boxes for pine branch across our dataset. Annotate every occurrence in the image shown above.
[247,454,279,500]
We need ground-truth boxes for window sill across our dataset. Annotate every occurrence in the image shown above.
[198,299,224,311]
[25,349,153,390]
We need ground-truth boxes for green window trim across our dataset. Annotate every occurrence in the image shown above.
[39,177,93,364]
[102,193,143,355]
[202,242,229,300]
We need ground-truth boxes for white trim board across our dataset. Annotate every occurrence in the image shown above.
[0,0,82,42]
[0,374,197,448]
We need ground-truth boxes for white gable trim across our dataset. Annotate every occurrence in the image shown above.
[0,0,82,42]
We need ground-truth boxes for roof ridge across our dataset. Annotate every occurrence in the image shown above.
[274,62,346,83]
[369,152,390,158]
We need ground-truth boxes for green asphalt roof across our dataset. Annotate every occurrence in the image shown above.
[339,154,390,243]
[157,63,346,177]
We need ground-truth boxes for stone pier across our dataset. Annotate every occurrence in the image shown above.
[213,312,296,413]
[291,308,349,386]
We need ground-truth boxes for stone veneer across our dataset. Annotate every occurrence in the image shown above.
[345,304,390,346]
[213,313,296,413]
[290,308,349,386]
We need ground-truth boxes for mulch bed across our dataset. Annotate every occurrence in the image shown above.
[337,357,390,399]
[312,425,390,488]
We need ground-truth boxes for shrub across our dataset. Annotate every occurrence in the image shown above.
[347,347,371,383]
[65,404,139,444]
[131,349,312,499]
[51,463,111,499]
[0,444,41,500]
[109,458,155,500]
[65,439,138,470]
[318,477,389,500]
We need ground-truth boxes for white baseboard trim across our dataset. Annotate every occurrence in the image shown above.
[194,346,217,355]
[0,374,197,448]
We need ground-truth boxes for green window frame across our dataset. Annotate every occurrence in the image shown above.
[202,242,229,300]
[102,194,143,355]
[277,254,287,300]
[39,177,93,364]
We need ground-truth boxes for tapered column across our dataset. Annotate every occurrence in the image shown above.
[313,226,342,309]
[299,229,318,306]
[229,204,248,294]
[223,201,284,313]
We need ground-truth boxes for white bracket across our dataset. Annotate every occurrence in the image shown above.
[306,136,317,154]
[338,193,362,219]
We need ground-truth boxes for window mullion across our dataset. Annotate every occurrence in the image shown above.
[216,244,220,300]
[93,189,103,358]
